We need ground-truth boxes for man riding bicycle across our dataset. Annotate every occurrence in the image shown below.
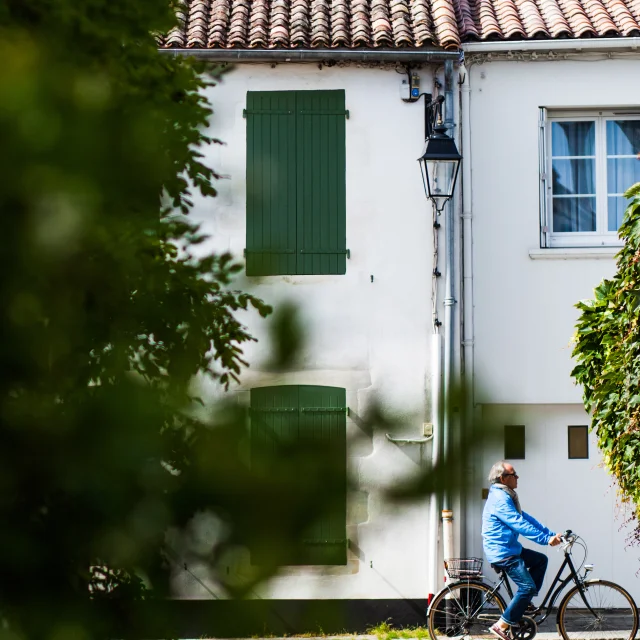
[482,461,562,640]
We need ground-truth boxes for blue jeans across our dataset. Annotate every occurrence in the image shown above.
[493,548,548,626]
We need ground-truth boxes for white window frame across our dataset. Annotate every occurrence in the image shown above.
[541,109,640,248]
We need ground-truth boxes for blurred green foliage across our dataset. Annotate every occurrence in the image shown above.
[0,2,482,638]
[0,1,285,637]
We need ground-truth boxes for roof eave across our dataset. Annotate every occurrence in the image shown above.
[158,47,462,62]
[463,36,640,53]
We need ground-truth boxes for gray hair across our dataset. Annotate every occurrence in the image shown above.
[488,460,509,484]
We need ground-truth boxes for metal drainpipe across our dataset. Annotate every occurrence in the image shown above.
[441,57,456,571]
[460,62,475,560]
[428,333,442,597]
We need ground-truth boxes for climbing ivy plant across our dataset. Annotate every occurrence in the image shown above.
[572,183,640,515]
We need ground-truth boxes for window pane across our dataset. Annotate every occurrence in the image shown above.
[553,197,596,232]
[608,196,627,231]
[607,120,640,155]
[552,159,595,195]
[607,158,640,193]
[552,121,595,156]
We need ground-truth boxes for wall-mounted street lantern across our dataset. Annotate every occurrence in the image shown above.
[418,107,461,213]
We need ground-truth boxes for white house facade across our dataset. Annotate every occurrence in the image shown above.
[157,0,640,631]
[461,44,640,605]
[175,62,454,606]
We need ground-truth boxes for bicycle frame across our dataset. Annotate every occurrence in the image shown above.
[491,546,595,624]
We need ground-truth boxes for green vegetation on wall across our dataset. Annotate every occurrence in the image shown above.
[572,183,640,518]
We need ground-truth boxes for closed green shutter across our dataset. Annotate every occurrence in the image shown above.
[298,386,347,564]
[249,385,347,565]
[245,92,297,276]
[245,91,347,276]
[249,385,299,565]
[250,385,299,456]
[296,91,347,275]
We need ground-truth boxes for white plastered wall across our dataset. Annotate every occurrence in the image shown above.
[468,56,637,405]
[467,404,640,603]
[466,56,640,601]
[171,64,443,599]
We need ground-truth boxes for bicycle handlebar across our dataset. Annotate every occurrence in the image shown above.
[560,529,578,551]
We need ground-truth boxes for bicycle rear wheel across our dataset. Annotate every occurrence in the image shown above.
[428,581,506,640]
[557,579,638,640]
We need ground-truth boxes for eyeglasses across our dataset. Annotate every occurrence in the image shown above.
[502,473,519,478]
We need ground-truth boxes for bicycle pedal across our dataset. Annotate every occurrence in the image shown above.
[512,616,537,640]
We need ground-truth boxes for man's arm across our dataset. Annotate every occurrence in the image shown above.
[494,497,554,546]
[523,511,554,537]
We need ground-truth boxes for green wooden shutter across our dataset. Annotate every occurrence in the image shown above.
[245,91,297,276]
[298,386,347,565]
[296,91,347,275]
[250,385,347,566]
[249,385,299,564]
[245,91,347,276]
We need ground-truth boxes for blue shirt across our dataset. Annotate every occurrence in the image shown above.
[481,485,555,563]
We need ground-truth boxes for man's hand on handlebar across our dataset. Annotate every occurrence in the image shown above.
[548,534,563,547]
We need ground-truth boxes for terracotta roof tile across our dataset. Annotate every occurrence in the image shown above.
[534,0,571,37]
[473,0,503,38]
[513,0,550,36]
[290,0,310,45]
[390,0,415,45]
[455,0,480,36]
[157,0,640,50]
[556,0,597,35]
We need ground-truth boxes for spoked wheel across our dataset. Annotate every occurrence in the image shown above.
[428,582,506,640]
[557,579,639,640]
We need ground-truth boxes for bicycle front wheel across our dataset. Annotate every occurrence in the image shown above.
[557,579,638,640]
[428,581,506,640]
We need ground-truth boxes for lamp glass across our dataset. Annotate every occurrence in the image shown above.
[426,159,458,199]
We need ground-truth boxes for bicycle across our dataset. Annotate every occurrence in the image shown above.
[427,530,639,640]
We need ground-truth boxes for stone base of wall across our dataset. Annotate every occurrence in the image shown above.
[106,598,431,637]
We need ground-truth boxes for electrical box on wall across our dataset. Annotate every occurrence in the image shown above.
[400,78,411,101]
[410,72,420,99]
[400,71,421,102]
